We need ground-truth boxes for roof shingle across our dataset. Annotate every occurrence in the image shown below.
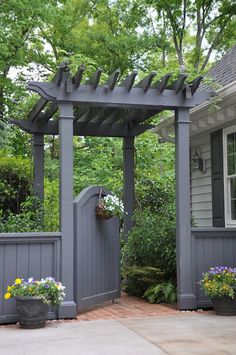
[205,45,236,88]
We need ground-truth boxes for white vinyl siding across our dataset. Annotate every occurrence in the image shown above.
[191,134,212,227]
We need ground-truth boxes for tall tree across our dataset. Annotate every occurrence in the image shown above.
[145,0,236,72]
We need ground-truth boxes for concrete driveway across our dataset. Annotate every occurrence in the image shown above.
[0,313,236,355]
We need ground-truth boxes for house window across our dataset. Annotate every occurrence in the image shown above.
[223,125,236,225]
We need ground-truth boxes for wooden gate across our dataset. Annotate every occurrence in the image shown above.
[74,186,121,310]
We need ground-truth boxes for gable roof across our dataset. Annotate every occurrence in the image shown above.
[205,45,236,87]
[153,44,236,140]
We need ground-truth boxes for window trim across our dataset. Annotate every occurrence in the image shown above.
[223,125,236,226]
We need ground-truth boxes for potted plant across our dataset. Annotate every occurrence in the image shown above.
[96,192,124,220]
[4,277,65,328]
[200,266,236,316]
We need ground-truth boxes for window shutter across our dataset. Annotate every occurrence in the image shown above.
[211,129,225,227]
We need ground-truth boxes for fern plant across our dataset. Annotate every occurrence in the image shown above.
[144,282,176,304]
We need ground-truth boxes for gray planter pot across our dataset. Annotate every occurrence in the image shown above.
[15,297,49,329]
[212,296,236,316]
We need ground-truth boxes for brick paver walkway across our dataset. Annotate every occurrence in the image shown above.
[76,293,178,321]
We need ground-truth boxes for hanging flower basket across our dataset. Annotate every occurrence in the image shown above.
[95,189,124,220]
[95,203,113,220]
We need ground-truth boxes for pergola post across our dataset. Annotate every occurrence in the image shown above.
[32,133,44,201]
[123,136,135,237]
[175,108,197,310]
[58,102,77,318]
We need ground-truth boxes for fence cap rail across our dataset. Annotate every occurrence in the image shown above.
[0,232,61,238]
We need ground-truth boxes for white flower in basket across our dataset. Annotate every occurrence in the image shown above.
[96,191,124,219]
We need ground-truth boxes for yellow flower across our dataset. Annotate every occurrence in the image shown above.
[4,293,11,300]
[15,278,22,285]
[7,286,12,292]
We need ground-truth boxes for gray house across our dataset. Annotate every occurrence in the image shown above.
[154,45,236,307]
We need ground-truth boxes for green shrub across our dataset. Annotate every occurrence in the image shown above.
[122,209,176,277]
[44,179,59,231]
[0,155,32,215]
[136,176,175,215]
[121,174,176,303]
[143,282,177,304]
[122,266,165,297]
[0,196,44,232]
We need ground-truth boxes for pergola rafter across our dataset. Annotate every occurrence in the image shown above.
[11,63,212,139]
[11,118,152,137]
[10,62,214,316]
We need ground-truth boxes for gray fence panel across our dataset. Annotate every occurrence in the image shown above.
[0,233,61,324]
[74,186,121,310]
[191,228,236,307]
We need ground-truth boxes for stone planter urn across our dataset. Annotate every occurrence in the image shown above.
[15,297,49,329]
[212,295,236,316]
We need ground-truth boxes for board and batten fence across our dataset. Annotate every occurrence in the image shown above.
[74,186,121,310]
[0,232,61,324]
[191,228,236,307]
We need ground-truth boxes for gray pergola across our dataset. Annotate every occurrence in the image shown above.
[11,63,213,315]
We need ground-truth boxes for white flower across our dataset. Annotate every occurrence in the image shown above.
[103,194,124,217]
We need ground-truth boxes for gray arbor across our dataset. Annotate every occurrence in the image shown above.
[11,63,213,316]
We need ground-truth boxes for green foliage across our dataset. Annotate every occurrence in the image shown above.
[122,166,176,303]
[73,137,123,196]
[122,209,176,275]
[0,180,59,233]
[122,173,176,276]
[44,179,59,231]
[0,154,32,215]
[0,196,44,233]
[146,0,236,71]
[144,282,177,304]
[122,266,165,297]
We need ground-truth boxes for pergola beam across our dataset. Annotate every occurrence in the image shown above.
[152,73,172,93]
[10,119,153,137]
[27,83,213,109]
[40,102,58,122]
[173,74,188,94]
[29,64,68,122]
[29,97,48,122]
[135,72,156,92]
[73,65,86,88]
[27,65,212,129]
[86,68,103,89]
[107,69,120,90]
[119,71,138,91]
